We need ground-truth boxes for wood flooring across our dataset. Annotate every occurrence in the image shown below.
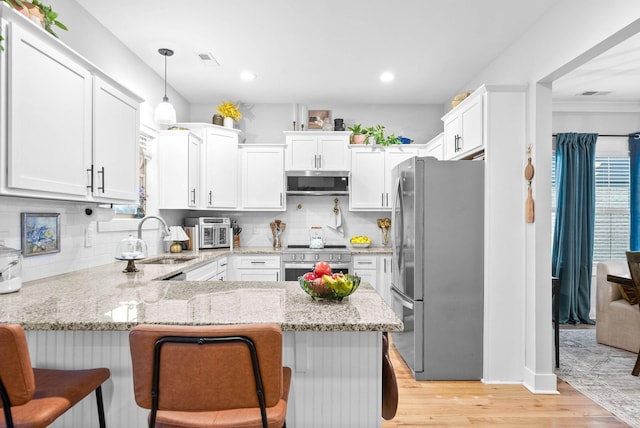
[382,342,628,427]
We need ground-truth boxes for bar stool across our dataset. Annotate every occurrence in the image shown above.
[0,324,110,428]
[129,323,291,428]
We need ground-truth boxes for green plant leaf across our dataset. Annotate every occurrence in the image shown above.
[54,20,68,30]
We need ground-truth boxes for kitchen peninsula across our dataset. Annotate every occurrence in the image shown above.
[0,250,402,428]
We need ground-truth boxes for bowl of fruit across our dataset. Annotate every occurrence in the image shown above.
[350,235,371,248]
[298,262,361,301]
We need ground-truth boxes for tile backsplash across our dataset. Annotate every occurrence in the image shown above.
[0,196,165,282]
[1,195,391,282]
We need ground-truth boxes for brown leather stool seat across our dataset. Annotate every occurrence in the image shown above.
[0,324,110,428]
[129,323,291,428]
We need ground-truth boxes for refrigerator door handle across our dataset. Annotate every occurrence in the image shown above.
[391,176,404,272]
[391,286,414,309]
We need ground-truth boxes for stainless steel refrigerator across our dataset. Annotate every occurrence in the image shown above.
[390,156,484,380]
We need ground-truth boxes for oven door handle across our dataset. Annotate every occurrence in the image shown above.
[391,286,414,310]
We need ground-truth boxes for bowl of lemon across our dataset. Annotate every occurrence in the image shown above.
[350,235,371,248]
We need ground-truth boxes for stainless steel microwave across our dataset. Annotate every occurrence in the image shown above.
[184,217,231,249]
[286,170,349,196]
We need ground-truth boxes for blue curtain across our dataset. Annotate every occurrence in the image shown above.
[552,133,597,324]
[630,133,640,251]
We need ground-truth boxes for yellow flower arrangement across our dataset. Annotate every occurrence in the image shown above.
[216,101,242,121]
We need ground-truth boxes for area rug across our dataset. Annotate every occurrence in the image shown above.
[556,329,640,427]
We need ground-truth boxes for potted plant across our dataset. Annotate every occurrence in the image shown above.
[366,125,385,145]
[348,124,368,144]
[216,101,242,128]
[380,133,401,147]
[5,0,68,38]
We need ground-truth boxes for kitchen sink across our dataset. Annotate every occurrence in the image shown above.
[140,256,197,265]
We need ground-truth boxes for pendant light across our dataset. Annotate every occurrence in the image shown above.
[154,48,176,125]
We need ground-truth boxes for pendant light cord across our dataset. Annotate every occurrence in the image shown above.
[158,48,174,102]
[163,54,168,99]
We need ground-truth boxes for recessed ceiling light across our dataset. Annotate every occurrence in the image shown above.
[240,71,256,81]
[380,72,395,82]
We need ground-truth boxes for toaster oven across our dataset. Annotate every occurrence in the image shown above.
[184,217,231,249]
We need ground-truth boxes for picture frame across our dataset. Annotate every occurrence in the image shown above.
[307,109,331,129]
[21,213,61,256]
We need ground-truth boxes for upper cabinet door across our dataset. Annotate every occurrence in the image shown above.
[286,135,317,170]
[92,77,139,202]
[459,96,483,156]
[6,23,92,196]
[317,135,350,171]
[241,146,285,210]
[203,129,238,209]
[349,148,385,210]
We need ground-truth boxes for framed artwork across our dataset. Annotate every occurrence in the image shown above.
[21,213,60,256]
[307,110,331,129]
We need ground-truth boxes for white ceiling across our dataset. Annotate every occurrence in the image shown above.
[76,0,640,106]
[553,32,640,102]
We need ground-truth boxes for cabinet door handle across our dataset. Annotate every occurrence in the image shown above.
[386,193,389,207]
[191,188,196,204]
[276,271,279,281]
[86,164,94,192]
[209,191,213,205]
[381,193,384,207]
[97,167,105,193]
[358,261,374,265]
[318,154,322,169]
[251,261,266,264]
[280,192,283,206]
[314,154,318,169]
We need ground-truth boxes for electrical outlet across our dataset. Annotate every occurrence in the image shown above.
[84,225,95,248]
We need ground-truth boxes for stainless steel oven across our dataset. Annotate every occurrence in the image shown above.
[282,245,351,281]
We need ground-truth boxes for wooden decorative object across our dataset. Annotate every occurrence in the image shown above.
[525,146,535,223]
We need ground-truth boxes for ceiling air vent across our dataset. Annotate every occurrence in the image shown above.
[197,52,220,67]
[579,91,611,96]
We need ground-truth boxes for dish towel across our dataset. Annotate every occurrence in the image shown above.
[327,204,344,237]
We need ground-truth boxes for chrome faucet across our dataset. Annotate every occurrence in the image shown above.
[137,215,170,240]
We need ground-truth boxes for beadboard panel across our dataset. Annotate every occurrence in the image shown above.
[25,329,382,428]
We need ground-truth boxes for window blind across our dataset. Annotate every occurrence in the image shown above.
[551,156,630,263]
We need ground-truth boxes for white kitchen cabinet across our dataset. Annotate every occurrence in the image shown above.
[91,77,140,202]
[215,256,228,281]
[183,255,227,281]
[0,11,141,203]
[5,21,91,198]
[202,127,238,209]
[422,132,444,160]
[378,255,392,306]
[442,90,483,159]
[229,255,281,281]
[240,145,285,210]
[284,131,350,171]
[352,255,378,292]
[184,259,218,281]
[157,131,202,209]
[349,146,420,210]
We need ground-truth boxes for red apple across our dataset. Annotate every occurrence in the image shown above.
[302,272,317,281]
[314,262,332,277]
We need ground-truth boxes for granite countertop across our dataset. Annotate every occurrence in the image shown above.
[0,249,402,333]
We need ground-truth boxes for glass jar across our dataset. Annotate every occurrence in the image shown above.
[0,241,22,294]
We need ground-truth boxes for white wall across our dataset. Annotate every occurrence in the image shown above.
[190,103,444,145]
[54,0,191,125]
[457,0,640,391]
